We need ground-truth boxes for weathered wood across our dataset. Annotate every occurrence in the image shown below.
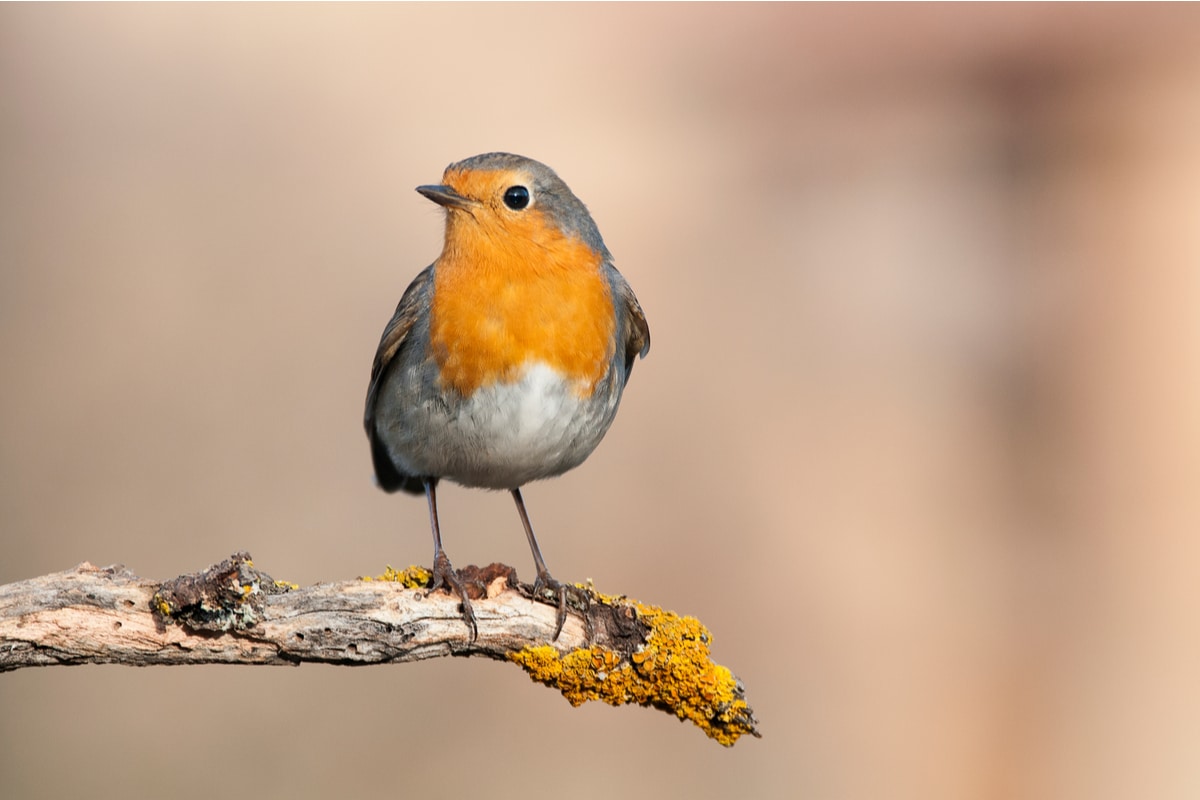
[0,553,760,746]
[0,555,583,668]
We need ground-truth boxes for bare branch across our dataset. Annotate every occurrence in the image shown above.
[0,553,760,746]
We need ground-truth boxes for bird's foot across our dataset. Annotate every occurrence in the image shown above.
[428,551,478,642]
[532,570,592,642]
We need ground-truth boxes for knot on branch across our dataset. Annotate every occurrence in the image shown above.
[151,551,295,632]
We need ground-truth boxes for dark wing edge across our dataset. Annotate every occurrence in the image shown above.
[611,268,650,381]
[363,265,434,494]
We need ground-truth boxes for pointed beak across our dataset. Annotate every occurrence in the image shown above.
[416,184,476,210]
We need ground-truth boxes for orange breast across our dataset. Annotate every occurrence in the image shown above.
[429,208,616,397]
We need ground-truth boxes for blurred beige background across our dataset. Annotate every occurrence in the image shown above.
[3,4,1200,799]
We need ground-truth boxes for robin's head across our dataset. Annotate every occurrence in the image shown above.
[417,153,610,260]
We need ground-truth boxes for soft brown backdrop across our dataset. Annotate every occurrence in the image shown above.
[3,5,1199,799]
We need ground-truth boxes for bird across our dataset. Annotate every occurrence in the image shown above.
[364,152,650,641]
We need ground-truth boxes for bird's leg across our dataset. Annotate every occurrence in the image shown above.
[511,487,590,641]
[423,478,477,641]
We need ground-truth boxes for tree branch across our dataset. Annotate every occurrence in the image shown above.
[0,553,759,746]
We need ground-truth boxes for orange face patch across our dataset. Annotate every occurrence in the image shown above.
[428,170,616,396]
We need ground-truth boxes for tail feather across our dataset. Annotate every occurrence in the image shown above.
[370,435,425,495]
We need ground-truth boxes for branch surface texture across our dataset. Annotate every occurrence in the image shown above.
[0,553,760,746]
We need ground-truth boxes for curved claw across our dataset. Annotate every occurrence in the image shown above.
[532,570,591,641]
[429,551,477,642]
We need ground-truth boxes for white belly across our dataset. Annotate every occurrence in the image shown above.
[381,361,622,489]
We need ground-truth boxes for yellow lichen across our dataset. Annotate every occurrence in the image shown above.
[509,596,759,747]
[363,565,433,590]
[152,594,173,616]
[273,580,300,591]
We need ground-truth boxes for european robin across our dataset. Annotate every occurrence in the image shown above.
[364,153,650,640]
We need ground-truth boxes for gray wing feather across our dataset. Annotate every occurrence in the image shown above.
[364,265,434,493]
[607,265,650,381]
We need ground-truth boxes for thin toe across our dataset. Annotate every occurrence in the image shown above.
[430,553,478,642]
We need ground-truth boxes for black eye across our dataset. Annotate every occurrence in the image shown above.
[503,185,530,210]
